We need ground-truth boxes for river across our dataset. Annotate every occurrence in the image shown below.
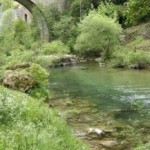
[49,63,150,150]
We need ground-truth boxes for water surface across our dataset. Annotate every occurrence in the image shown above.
[49,63,150,110]
[49,64,150,149]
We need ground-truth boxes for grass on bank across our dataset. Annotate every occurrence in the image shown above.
[0,86,88,150]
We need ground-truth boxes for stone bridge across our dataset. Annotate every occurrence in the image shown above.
[14,0,35,12]
[14,0,65,41]
[14,0,49,41]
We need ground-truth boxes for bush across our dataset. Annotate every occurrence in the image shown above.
[0,86,88,150]
[23,63,49,99]
[135,142,150,150]
[111,48,129,68]
[111,47,150,69]
[42,40,70,55]
[13,18,34,49]
[74,10,122,59]
[128,51,150,69]
[35,55,61,68]
[5,50,34,68]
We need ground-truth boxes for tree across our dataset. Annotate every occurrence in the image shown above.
[74,10,122,59]
[125,0,150,25]
[1,0,13,11]
[53,16,78,49]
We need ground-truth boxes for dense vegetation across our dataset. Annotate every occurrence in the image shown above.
[0,0,150,149]
[0,86,87,150]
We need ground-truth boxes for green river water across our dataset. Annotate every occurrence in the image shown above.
[49,63,150,150]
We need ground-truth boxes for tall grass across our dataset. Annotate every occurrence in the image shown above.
[0,86,88,150]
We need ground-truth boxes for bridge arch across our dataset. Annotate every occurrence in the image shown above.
[14,0,49,41]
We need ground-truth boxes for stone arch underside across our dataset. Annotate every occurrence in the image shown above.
[14,0,49,41]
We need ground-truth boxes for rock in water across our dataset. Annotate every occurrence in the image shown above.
[100,140,118,148]
[88,128,104,137]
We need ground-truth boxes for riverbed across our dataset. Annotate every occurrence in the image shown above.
[48,64,150,150]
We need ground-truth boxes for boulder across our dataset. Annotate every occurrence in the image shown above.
[3,70,36,92]
[51,55,79,67]
[87,128,105,138]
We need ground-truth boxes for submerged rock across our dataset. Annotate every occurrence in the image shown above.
[87,128,105,139]
[100,140,118,148]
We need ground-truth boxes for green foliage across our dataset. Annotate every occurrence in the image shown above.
[112,48,150,69]
[135,143,150,150]
[0,9,14,32]
[111,48,129,68]
[4,50,34,68]
[0,86,88,150]
[53,16,78,49]
[42,40,70,55]
[0,9,35,58]
[112,36,150,68]
[125,0,150,25]
[98,1,125,25]
[26,64,49,99]
[27,63,49,85]
[128,51,150,69]
[0,9,19,56]
[32,3,61,41]
[74,10,122,59]
[1,0,13,11]
[13,18,33,48]
[35,55,61,68]
[70,0,91,19]
[111,0,127,5]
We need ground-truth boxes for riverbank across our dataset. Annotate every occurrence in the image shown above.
[109,22,150,69]
[0,86,88,150]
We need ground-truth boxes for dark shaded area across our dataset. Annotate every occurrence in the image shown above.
[14,0,35,12]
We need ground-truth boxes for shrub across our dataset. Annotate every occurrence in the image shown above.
[111,48,129,68]
[128,51,150,69]
[5,50,34,68]
[24,63,49,99]
[13,18,34,49]
[111,47,150,69]
[42,40,70,55]
[35,55,60,68]
[74,10,122,59]
[135,142,150,150]
[0,86,88,150]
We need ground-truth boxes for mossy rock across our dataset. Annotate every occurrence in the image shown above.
[2,63,49,99]
[3,69,36,92]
